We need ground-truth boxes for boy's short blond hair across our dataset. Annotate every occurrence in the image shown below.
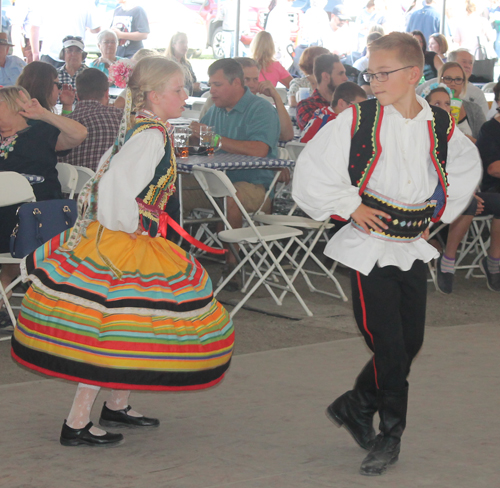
[369,32,424,73]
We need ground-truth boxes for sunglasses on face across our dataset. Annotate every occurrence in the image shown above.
[54,81,63,90]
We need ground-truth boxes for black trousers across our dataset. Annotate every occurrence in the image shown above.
[350,260,427,391]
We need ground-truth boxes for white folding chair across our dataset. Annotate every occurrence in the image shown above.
[428,215,493,289]
[192,166,314,318]
[56,162,78,199]
[285,141,306,161]
[253,204,348,302]
[275,87,288,105]
[74,166,95,195]
[0,172,36,330]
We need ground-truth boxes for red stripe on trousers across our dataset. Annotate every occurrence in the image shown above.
[356,271,379,389]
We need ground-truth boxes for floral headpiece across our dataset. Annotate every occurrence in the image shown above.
[108,58,136,88]
[420,82,453,100]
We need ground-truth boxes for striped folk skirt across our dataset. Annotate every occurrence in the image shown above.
[11,222,234,391]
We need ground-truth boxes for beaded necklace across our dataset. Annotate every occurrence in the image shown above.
[0,133,18,159]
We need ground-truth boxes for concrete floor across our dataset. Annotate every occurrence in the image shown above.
[0,263,499,488]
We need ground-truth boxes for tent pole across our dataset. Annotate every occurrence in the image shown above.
[235,0,240,57]
[440,0,446,35]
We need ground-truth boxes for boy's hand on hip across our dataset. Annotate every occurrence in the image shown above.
[351,203,390,234]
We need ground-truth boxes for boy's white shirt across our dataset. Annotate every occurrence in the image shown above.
[292,97,482,276]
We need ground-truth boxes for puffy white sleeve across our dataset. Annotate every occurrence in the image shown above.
[440,125,483,224]
[292,107,362,221]
[97,129,166,233]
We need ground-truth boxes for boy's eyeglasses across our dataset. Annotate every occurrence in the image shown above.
[362,66,414,83]
[441,76,464,85]
[54,82,63,90]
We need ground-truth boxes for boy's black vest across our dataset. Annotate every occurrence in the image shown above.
[347,98,454,223]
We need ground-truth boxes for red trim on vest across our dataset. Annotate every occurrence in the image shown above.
[350,105,358,138]
[427,120,448,222]
[358,105,384,195]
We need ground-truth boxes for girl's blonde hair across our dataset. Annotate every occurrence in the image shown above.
[250,31,275,72]
[128,56,183,113]
[0,86,31,114]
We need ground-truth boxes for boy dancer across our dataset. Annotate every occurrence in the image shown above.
[293,33,481,476]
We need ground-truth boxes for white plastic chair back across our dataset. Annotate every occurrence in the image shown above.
[56,163,78,199]
[277,147,290,160]
[74,166,95,194]
[481,82,496,93]
[285,141,306,161]
[0,172,36,207]
[276,87,288,104]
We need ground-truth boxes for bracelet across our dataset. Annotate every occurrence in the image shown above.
[213,134,221,147]
[61,109,72,115]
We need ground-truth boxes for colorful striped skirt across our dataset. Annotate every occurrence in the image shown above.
[11,221,234,391]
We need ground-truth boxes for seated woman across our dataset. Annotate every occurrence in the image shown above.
[412,30,443,81]
[428,33,448,62]
[438,61,486,142]
[17,61,75,114]
[251,31,292,89]
[0,86,87,326]
[57,36,88,92]
[425,86,500,294]
[90,29,122,81]
[165,32,200,96]
[288,46,329,107]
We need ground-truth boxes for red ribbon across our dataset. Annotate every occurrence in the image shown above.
[159,212,227,255]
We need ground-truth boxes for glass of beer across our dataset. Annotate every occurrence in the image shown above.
[200,126,215,156]
[173,126,190,158]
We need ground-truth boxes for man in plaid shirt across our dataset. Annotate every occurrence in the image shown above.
[296,53,348,130]
[59,69,123,171]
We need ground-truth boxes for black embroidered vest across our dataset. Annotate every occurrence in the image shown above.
[347,98,454,222]
[124,118,177,237]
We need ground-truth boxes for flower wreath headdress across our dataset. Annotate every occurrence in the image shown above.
[420,82,453,100]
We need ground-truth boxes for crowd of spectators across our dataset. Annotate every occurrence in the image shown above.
[1,0,500,309]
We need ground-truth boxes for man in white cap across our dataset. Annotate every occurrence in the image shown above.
[0,33,26,87]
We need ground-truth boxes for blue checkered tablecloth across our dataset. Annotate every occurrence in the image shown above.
[21,174,45,185]
[176,153,295,173]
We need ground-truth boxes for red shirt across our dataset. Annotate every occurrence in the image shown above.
[300,107,338,143]
[296,89,330,130]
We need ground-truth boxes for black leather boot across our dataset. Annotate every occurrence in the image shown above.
[360,386,408,476]
[325,361,378,450]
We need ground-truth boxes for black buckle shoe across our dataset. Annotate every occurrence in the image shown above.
[360,434,400,476]
[326,391,376,451]
[60,421,124,447]
[99,402,160,428]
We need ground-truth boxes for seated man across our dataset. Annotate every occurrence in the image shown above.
[199,57,294,142]
[296,53,348,131]
[58,68,123,171]
[301,81,366,143]
[189,58,280,286]
[0,32,25,86]
[416,49,489,116]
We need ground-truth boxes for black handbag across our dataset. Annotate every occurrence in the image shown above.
[473,37,498,82]
[10,199,78,258]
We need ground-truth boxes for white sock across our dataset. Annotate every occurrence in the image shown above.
[107,390,142,418]
[66,383,106,436]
